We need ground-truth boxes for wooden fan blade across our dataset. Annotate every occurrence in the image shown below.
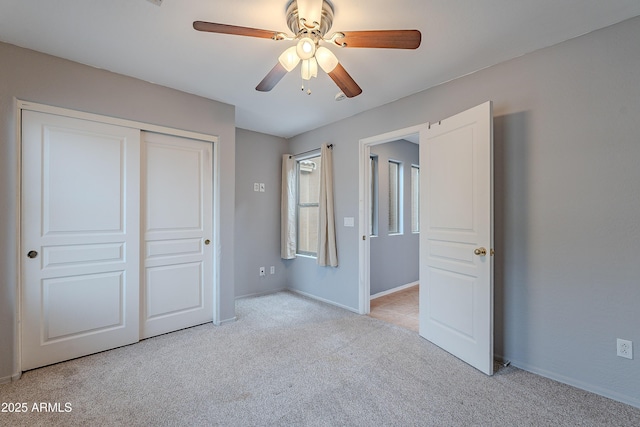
[327,63,362,98]
[335,30,421,49]
[256,62,289,92]
[193,21,280,40]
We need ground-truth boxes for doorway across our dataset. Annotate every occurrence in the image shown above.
[366,137,420,331]
[358,124,427,320]
[359,102,493,375]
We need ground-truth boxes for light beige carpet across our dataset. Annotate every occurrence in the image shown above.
[1,291,639,426]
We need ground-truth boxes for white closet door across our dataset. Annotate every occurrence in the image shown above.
[141,132,213,339]
[21,111,140,371]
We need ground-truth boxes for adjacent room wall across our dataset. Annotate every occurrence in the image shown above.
[0,42,237,382]
[235,128,289,298]
[287,16,640,407]
[369,139,419,295]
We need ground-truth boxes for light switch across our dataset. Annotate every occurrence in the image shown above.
[259,183,265,192]
[344,217,355,227]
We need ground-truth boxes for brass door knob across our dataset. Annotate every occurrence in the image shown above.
[204,239,211,245]
[474,247,487,256]
[27,250,38,259]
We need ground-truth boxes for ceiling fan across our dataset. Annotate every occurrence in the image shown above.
[193,0,421,98]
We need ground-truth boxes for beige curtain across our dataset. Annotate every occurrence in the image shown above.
[317,144,338,267]
[281,154,296,259]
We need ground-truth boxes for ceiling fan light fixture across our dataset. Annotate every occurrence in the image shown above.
[296,37,316,60]
[301,58,318,80]
[194,0,418,97]
[278,46,301,72]
[316,46,338,73]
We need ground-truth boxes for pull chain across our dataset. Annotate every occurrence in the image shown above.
[300,78,312,95]
[300,60,313,95]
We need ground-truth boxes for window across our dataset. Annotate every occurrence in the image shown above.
[411,165,420,233]
[296,154,322,256]
[388,160,401,234]
[370,155,379,236]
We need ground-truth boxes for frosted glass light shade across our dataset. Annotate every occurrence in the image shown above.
[316,46,339,73]
[301,58,318,80]
[296,37,316,60]
[278,46,300,72]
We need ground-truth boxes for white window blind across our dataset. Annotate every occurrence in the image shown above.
[297,154,321,256]
[388,160,400,234]
[370,155,378,236]
[411,165,419,233]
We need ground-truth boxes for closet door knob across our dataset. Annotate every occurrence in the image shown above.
[204,239,211,245]
[474,247,487,256]
[27,250,38,259]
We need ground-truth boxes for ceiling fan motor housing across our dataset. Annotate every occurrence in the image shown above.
[286,0,335,38]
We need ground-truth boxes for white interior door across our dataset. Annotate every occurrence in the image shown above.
[141,132,213,339]
[419,101,494,375]
[21,111,141,370]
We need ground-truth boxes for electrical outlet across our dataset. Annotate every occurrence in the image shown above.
[259,267,266,277]
[253,183,260,192]
[617,339,633,359]
[270,266,275,275]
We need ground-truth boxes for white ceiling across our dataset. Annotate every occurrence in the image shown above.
[2,0,640,138]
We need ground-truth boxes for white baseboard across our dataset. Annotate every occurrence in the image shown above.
[371,281,419,299]
[235,287,288,300]
[289,289,359,314]
[216,316,237,326]
[0,373,15,384]
[507,357,640,409]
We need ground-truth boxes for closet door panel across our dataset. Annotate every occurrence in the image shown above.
[141,132,213,339]
[21,111,140,371]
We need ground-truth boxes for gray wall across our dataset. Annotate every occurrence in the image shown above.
[2,14,639,408]
[287,17,640,406]
[235,128,289,298]
[370,140,419,295]
[281,139,360,311]
[0,42,237,382]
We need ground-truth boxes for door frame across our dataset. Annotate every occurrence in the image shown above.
[14,100,221,377]
[358,123,428,314]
